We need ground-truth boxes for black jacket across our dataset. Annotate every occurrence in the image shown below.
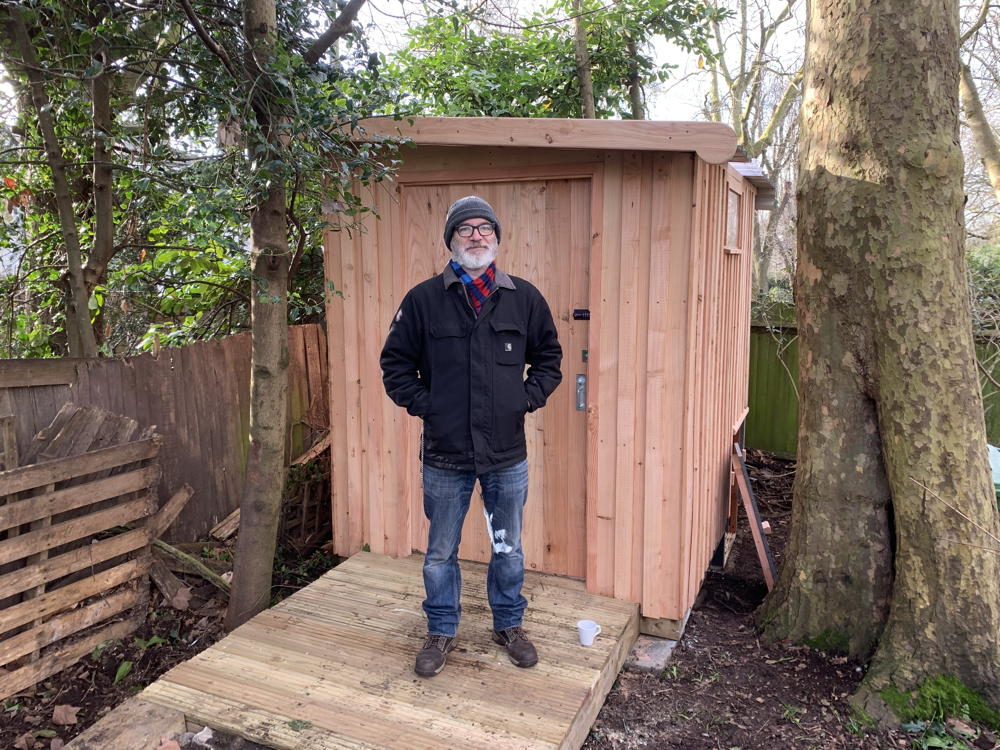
[380,265,563,474]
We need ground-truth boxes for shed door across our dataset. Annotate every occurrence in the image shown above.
[400,177,591,579]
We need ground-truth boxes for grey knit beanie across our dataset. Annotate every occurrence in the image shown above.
[443,196,502,247]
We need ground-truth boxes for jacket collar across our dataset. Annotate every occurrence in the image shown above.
[443,262,516,291]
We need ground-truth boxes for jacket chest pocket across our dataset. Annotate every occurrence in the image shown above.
[491,319,526,364]
[427,322,470,392]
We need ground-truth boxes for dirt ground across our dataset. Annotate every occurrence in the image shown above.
[3,450,997,749]
[585,449,908,750]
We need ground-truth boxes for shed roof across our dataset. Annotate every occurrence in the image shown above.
[731,161,777,210]
[354,116,745,166]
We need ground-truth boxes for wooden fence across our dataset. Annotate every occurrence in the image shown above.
[0,428,160,700]
[0,324,328,540]
[746,325,1000,455]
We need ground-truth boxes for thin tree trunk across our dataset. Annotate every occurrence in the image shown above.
[752,180,793,292]
[85,38,116,296]
[626,37,644,120]
[6,7,97,358]
[571,0,595,118]
[960,63,1000,207]
[762,0,1000,712]
[224,0,291,631]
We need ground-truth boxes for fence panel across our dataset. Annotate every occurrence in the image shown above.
[0,324,328,540]
[747,326,1000,454]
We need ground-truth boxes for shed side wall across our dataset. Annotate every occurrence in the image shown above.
[641,160,755,620]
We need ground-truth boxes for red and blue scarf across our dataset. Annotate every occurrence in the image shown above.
[450,259,497,315]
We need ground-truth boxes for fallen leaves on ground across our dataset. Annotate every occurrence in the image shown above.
[51,704,80,725]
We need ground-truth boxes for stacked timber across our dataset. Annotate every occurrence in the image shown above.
[0,404,161,701]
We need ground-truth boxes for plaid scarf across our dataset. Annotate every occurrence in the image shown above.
[450,259,497,315]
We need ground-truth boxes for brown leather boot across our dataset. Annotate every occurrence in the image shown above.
[414,634,457,677]
[492,626,538,668]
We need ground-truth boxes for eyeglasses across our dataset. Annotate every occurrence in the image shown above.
[455,223,495,238]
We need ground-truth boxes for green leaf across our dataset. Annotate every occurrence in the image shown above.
[83,60,104,78]
[91,639,118,661]
[113,661,134,684]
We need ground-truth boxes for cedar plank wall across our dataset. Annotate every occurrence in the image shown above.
[647,160,754,620]
[324,148,755,621]
[1,325,327,540]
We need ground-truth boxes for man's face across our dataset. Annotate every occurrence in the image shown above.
[450,218,498,273]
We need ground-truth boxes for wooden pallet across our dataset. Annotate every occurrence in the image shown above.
[142,551,639,749]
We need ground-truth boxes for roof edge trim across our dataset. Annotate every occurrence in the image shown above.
[350,116,740,165]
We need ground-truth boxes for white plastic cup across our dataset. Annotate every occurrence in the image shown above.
[576,619,602,646]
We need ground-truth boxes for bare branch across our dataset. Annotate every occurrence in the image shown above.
[177,0,240,81]
[960,0,991,45]
[747,69,803,157]
[979,357,1000,391]
[303,0,369,65]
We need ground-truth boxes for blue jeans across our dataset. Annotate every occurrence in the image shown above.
[421,459,529,637]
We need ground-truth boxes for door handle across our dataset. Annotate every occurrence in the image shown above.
[576,374,586,411]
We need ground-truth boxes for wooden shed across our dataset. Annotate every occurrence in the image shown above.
[322,117,771,634]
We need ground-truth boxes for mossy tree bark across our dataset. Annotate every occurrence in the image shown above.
[222,0,290,631]
[760,0,1000,711]
[210,0,366,630]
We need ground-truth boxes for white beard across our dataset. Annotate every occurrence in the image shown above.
[451,242,498,276]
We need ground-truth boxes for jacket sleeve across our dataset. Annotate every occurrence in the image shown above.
[380,291,431,418]
[523,291,563,412]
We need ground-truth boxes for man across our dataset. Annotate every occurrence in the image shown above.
[380,195,563,678]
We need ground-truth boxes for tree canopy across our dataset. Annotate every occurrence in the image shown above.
[386,0,725,119]
[0,0,396,359]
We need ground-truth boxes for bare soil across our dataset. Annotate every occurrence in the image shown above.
[3,450,997,749]
[584,450,997,750]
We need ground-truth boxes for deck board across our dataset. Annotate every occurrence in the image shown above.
[142,552,638,749]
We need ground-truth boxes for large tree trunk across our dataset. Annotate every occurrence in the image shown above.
[6,7,98,358]
[224,0,291,631]
[959,63,1000,207]
[761,0,1000,712]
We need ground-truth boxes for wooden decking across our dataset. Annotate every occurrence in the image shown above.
[141,552,639,749]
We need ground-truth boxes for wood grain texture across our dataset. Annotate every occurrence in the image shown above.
[321,143,758,625]
[64,695,187,750]
[142,551,637,750]
[353,117,740,164]
[2,324,327,540]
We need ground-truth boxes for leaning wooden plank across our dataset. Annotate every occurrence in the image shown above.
[0,415,16,472]
[0,466,159,532]
[152,539,231,594]
[209,507,240,541]
[0,390,17,472]
[64,695,187,750]
[0,529,149,601]
[0,584,141,667]
[20,402,78,466]
[0,496,153,567]
[0,359,79,389]
[0,615,141,701]
[154,546,230,576]
[732,444,777,589]
[147,484,194,539]
[0,438,159,496]
[148,557,186,604]
[0,557,146,635]
[290,431,331,466]
[39,407,107,462]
